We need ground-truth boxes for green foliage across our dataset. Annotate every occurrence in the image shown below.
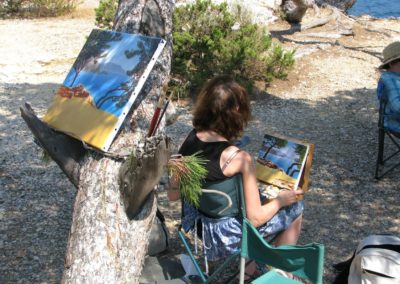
[172,0,295,95]
[168,152,208,207]
[95,0,118,29]
[167,78,190,102]
[264,44,296,82]
[41,149,52,164]
[0,1,24,17]
[93,0,295,97]
[0,0,78,18]
[127,149,137,171]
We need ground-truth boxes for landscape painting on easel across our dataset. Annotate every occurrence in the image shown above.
[43,29,165,151]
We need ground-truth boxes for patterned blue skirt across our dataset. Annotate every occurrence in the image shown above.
[182,201,304,261]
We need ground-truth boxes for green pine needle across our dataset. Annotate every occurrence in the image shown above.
[168,152,208,207]
[40,149,51,164]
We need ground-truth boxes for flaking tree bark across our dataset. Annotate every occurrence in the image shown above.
[20,0,173,283]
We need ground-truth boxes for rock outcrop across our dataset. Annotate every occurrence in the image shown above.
[315,0,356,11]
[176,0,357,24]
[282,0,316,23]
[175,0,283,23]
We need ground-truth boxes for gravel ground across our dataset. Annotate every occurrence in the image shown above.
[1,3,399,284]
[161,13,400,284]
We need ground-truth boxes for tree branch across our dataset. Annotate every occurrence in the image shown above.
[300,6,339,31]
[20,103,85,188]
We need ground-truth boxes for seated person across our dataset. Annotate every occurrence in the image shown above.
[377,41,400,134]
[168,75,303,277]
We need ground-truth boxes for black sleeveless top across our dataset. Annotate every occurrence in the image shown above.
[178,129,232,181]
[179,129,242,218]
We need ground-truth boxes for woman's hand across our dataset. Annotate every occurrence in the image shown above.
[276,189,303,208]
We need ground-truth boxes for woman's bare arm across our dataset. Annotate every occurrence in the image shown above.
[222,148,302,227]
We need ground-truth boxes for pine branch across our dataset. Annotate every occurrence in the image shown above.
[167,152,208,207]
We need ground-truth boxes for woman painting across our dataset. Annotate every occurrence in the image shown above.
[168,75,304,279]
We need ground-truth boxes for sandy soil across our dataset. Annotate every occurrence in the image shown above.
[1,1,399,283]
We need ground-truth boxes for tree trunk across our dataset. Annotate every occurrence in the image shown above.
[20,0,173,283]
[62,1,173,282]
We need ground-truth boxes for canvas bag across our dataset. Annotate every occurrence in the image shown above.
[334,234,400,284]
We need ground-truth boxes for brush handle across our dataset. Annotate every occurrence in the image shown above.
[147,107,161,137]
[151,100,170,136]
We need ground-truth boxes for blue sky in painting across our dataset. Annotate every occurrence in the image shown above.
[64,70,130,117]
[62,32,160,117]
[258,141,304,179]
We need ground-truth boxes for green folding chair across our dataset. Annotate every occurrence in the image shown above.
[178,175,243,283]
[178,175,325,284]
[239,218,325,283]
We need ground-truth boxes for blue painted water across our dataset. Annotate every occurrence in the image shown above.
[348,0,400,18]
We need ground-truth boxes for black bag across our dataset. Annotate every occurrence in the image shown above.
[147,209,169,256]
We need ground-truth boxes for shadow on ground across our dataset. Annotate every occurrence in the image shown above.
[1,81,399,283]
[164,85,399,283]
[242,86,399,283]
[1,82,74,283]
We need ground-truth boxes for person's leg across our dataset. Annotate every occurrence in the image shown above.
[273,214,302,246]
[269,215,304,281]
[244,260,258,277]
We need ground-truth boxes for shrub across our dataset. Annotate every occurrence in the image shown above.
[95,0,118,29]
[172,0,295,96]
[94,0,295,97]
[0,0,24,18]
[0,0,78,18]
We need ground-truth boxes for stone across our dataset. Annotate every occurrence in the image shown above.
[315,0,356,11]
[282,0,315,23]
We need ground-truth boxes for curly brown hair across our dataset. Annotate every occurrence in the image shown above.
[192,75,251,141]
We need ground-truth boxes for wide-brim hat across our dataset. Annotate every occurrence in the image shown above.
[379,41,400,69]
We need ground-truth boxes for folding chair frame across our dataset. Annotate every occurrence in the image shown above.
[178,175,325,284]
[375,97,400,179]
[178,226,240,283]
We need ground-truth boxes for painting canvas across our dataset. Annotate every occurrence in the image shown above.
[256,133,313,200]
[43,29,166,151]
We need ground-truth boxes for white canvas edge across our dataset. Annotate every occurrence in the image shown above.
[102,38,166,152]
[293,145,309,191]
